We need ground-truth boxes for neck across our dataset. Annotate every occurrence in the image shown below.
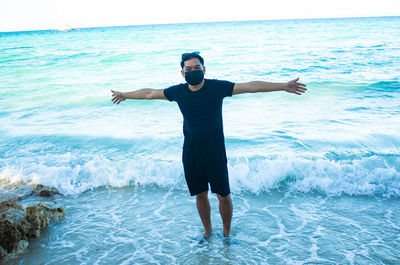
[188,79,205,91]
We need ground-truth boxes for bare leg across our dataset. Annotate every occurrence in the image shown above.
[217,194,232,237]
[196,191,212,236]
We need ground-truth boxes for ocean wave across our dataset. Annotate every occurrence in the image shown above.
[228,153,400,197]
[1,152,399,198]
[366,81,400,92]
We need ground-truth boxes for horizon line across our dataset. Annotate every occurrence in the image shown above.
[1,15,399,34]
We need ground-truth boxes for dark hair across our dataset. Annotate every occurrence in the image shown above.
[180,52,204,69]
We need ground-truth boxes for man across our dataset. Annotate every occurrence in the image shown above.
[111,52,307,238]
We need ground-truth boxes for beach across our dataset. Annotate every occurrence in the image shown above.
[1,17,400,264]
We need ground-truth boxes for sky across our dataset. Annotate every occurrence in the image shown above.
[1,0,399,32]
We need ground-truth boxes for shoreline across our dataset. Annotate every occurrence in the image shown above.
[1,181,399,264]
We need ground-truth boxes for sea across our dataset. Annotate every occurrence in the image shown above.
[1,16,400,264]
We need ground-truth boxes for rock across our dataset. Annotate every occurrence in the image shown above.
[32,185,60,197]
[0,201,65,263]
[7,196,25,202]
[36,190,52,197]
[0,201,30,262]
[1,183,61,202]
[25,203,65,238]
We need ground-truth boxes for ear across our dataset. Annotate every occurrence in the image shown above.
[181,69,185,79]
[203,66,206,75]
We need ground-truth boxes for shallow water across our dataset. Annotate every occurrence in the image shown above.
[7,187,399,264]
[1,17,400,264]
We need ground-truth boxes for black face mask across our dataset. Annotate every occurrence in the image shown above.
[184,70,204,86]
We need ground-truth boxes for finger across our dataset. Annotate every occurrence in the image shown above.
[112,97,120,104]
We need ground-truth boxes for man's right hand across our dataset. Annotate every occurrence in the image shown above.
[111,90,126,104]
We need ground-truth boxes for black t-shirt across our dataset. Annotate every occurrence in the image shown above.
[164,79,234,154]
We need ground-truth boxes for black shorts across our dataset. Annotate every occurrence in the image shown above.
[182,147,230,197]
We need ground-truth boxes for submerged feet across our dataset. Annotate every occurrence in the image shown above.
[217,232,238,246]
[192,232,238,245]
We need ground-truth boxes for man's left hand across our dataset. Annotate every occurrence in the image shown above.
[285,77,307,95]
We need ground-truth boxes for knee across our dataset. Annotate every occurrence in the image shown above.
[217,194,231,204]
[196,191,208,201]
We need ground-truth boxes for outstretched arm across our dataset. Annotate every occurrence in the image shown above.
[232,77,307,95]
[111,89,167,104]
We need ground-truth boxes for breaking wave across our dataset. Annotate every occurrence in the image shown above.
[1,150,399,198]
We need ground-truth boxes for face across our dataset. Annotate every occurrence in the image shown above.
[181,58,206,77]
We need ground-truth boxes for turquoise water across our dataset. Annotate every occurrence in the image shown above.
[1,17,400,264]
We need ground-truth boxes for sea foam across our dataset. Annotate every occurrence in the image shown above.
[1,151,399,197]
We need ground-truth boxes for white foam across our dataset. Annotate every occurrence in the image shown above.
[1,151,399,197]
[0,153,185,195]
[229,153,400,197]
